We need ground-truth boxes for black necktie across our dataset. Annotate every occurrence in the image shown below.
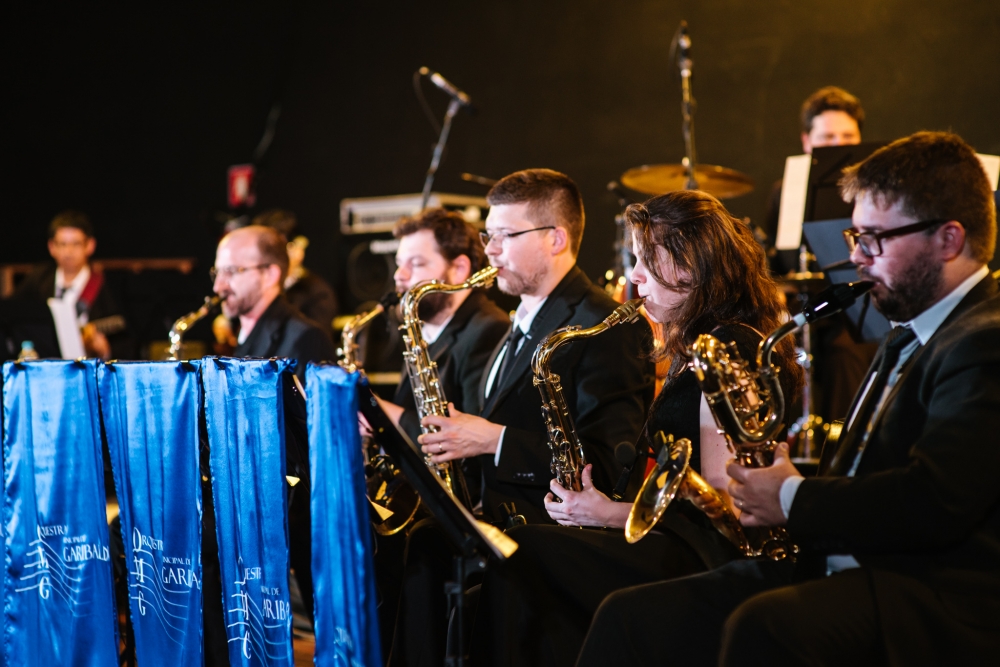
[494,325,525,391]
[826,325,917,475]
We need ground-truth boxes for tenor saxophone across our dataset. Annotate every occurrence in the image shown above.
[338,291,400,374]
[531,298,645,492]
[167,296,221,360]
[399,266,498,497]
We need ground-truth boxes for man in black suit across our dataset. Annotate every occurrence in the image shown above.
[420,168,655,525]
[373,208,509,657]
[213,224,336,380]
[579,131,1000,666]
[204,224,334,664]
[10,210,129,359]
[390,170,654,667]
[379,207,510,447]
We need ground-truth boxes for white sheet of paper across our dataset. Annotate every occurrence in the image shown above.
[776,154,813,250]
[47,298,85,359]
[976,153,1000,190]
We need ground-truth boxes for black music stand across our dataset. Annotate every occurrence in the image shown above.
[359,392,517,667]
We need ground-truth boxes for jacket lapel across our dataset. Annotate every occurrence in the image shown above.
[480,267,589,418]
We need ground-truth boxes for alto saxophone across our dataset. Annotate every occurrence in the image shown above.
[531,298,645,492]
[400,266,498,499]
[167,296,221,360]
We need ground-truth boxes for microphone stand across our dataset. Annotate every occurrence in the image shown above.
[677,22,698,190]
[421,97,463,210]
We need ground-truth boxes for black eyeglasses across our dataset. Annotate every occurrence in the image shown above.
[479,226,556,247]
[842,219,949,257]
[209,264,271,280]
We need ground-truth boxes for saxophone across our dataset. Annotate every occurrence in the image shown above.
[337,292,420,536]
[625,281,875,559]
[338,291,400,374]
[399,266,498,499]
[624,330,794,559]
[531,298,645,492]
[167,296,221,360]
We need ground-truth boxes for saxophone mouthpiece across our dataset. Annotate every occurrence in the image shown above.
[607,297,645,326]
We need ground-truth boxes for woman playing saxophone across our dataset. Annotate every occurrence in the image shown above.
[471,189,803,667]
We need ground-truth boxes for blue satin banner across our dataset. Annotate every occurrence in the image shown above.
[307,365,381,667]
[2,360,118,667]
[203,357,294,666]
[99,361,203,666]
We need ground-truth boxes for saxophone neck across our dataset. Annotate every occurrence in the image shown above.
[167,295,221,360]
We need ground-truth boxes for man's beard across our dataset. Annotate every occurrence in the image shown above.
[861,248,943,322]
[498,264,546,296]
[417,291,452,321]
[220,285,262,319]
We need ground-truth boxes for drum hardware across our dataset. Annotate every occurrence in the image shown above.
[619,22,754,201]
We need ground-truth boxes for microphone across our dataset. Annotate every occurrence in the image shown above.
[611,441,638,502]
[418,67,474,108]
[794,280,875,326]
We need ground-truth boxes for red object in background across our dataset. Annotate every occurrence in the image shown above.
[228,164,256,208]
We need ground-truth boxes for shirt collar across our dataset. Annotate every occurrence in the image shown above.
[514,296,548,335]
[897,265,988,344]
[55,265,91,296]
[422,313,454,344]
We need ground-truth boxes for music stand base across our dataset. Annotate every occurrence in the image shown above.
[444,553,487,667]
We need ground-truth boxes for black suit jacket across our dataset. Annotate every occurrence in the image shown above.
[392,289,510,444]
[478,266,656,524]
[790,275,1000,657]
[233,295,336,382]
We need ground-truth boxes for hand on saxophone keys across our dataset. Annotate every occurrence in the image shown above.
[545,465,633,529]
[726,441,799,527]
[418,402,504,462]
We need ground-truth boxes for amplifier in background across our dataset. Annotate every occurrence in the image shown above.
[339,192,488,235]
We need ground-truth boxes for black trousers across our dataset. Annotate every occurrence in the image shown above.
[470,524,705,667]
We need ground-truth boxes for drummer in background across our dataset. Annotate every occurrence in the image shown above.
[761,86,865,272]
[761,86,873,424]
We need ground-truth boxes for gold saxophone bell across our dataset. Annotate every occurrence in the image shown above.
[626,432,753,553]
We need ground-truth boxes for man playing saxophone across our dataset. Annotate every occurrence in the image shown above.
[580,131,1000,667]
[378,208,509,446]
[389,169,655,667]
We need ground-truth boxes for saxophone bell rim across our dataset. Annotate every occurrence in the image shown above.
[624,435,692,544]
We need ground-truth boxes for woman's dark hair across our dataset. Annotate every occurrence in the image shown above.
[626,189,802,396]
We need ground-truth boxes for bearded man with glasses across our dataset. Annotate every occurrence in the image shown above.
[212,224,335,382]
[577,131,1000,667]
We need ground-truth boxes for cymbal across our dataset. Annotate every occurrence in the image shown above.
[620,164,754,199]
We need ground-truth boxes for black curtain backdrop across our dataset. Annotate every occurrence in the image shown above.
[6,2,1000,314]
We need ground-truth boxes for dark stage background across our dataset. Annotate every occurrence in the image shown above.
[5,2,999,340]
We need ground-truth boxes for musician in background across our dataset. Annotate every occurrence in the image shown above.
[390,169,655,666]
[253,208,339,330]
[579,131,1000,666]
[213,224,335,380]
[206,224,334,659]
[470,190,802,667]
[12,210,129,359]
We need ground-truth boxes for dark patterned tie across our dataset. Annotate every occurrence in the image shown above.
[493,325,525,392]
[825,325,918,475]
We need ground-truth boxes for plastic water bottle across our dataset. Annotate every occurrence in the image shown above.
[17,340,40,362]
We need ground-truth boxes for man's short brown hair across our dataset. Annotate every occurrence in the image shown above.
[393,208,488,274]
[48,210,93,239]
[801,86,865,135]
[233,224,290,283]
[839,131,996,264]
[486,168,585,256]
